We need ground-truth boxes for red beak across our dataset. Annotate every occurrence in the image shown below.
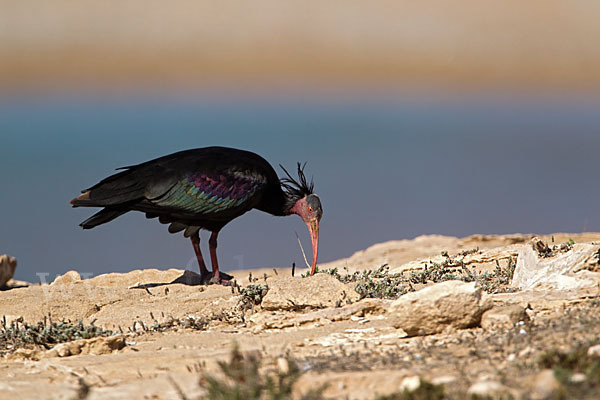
[307,219,319,275]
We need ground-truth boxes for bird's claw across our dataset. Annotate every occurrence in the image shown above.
[200,271,234,286]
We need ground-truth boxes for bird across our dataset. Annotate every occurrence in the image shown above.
[70,146,323,284]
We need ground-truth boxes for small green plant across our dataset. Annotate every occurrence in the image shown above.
[237,284,269,312]
[199,345,326,400]
[145,316,209,333]
[408,250,483,285]
[300,266,341,278]
[333,265,409,299]
[0,315,114,355]
[475,258,517,294]
[409,253,516,294]
[353,270,409,299]
[459,248,479,257]
[310,253,517,300]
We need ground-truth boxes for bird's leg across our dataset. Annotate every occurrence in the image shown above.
[190,232,211,282]
[208,231,222,283]
[208,231,232,284]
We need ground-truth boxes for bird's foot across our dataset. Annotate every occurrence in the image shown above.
[212,276,235,286]
[201,271,234,286]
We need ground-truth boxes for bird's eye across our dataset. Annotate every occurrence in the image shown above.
[308,207,313,212]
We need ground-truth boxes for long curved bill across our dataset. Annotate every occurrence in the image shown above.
[307,219,319,275]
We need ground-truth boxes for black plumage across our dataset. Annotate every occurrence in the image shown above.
[71,146,322,283]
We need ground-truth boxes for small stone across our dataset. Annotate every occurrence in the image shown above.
[87,335,126,355]
[399,376,421,392]
[276,357,289,374]
[531,369,561,400]
[570,373,586,383]
[467,380,511,399]
[55,343,72,357]
[481,305,528,329]
[587,344,600,357]
[532,237,550,255]
[389,281,492,336]
[0,255,17,287]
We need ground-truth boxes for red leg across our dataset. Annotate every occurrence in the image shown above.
[190,232,211,280]
[208,231,222,283]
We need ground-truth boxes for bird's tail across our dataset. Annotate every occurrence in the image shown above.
[71,167,147,229]
[79,208,128,229]
[70,167,147,208]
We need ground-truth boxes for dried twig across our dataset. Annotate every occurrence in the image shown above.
[295,231,311,269]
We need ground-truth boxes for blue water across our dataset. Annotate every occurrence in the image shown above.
[2,91,600,282]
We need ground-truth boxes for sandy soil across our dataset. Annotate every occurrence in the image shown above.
[2,233,600,399]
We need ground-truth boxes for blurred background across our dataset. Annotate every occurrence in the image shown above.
[1,0,599,282]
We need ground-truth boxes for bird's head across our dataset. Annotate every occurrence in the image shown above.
[280,163,323,276]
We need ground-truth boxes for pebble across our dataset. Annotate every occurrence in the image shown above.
[587,344,600,357]
[399,376,421,392]
[277,357,290,374]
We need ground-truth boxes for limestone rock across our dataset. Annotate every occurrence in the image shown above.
[0,255,17,287]
[512,242,600,290]
[51,270,82,286]
[388,281,491,336]
[6,348,41,361]
[45,335,126,357]
[481,305,528,329]
[261,274,359,311]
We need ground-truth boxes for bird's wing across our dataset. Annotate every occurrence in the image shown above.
[149,168,268,216]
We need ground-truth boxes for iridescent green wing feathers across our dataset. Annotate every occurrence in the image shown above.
[152,168,267,216]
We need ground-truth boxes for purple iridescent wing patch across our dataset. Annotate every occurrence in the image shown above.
[153,168,267,214]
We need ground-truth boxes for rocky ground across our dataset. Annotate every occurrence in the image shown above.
[2,233,600,399]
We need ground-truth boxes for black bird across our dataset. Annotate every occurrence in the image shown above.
[70,147,323,284]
